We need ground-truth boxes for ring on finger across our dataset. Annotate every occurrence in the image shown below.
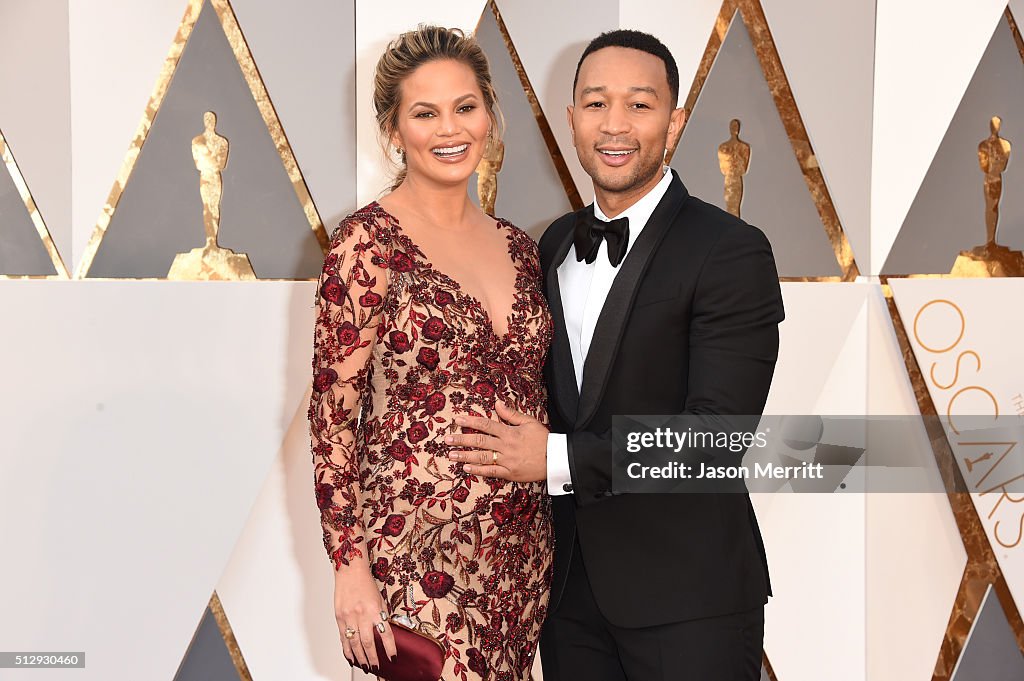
[344,626,357,639]
[376,621,386,633]
[491,450,498,465]
[379,610,388,622]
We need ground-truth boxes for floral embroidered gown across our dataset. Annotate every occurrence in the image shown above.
[308,202,554,681]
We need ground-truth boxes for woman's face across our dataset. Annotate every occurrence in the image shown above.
[391,59,491,189]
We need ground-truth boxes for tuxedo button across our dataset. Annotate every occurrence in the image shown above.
[562,483,574,493]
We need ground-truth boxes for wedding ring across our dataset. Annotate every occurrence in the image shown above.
[491,451,498,465]
[379,610,388,622]
[375,622,386,633]
[344,627,357,639]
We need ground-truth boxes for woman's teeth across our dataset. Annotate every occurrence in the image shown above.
[433,144,469,157]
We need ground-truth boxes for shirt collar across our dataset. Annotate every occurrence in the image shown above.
[592,165,672,249]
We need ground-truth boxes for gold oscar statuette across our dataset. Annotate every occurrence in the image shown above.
[168,111,256,280]
[950,115,1024,276]
[476,136,504,217]
[718,118,750,219]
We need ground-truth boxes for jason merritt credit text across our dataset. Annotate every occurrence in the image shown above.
[625,461,825,480]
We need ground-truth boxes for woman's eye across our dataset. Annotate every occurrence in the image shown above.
[414,111,435,118]
[457,105,476,113]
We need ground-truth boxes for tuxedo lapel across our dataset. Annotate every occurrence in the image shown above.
[544,221,580,425]
[576,175,689,430]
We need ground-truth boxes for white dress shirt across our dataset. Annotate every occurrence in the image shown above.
[546,166,674,495]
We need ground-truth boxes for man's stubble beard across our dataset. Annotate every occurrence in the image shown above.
[584,147,665,197]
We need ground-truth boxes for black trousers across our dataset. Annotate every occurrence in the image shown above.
[540,542,764,681]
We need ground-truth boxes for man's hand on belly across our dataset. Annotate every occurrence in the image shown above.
[444,402,549,483]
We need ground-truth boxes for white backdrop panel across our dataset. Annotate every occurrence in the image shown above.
[757,282,870,681]
[0,280,315,681]
[0,0,72,264]
[865,286,967,681]
[217,387,356,681]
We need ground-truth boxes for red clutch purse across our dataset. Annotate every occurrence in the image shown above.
[356,617,444,681]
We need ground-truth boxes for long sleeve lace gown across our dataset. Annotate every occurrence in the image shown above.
[308,202,554,681]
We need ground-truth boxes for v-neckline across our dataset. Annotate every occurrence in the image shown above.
[368,201,523,340]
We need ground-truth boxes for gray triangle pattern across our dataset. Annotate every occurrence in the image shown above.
[950,584,1024,680]
[173,604,242,681]
[672,10,841,277]
[884,13,1024,274]
[469,5,575,240]
[0,138,57,275]
[85,1,322,279]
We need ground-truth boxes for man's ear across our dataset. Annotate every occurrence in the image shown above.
[566,105,576,146]
[667,107,686,149]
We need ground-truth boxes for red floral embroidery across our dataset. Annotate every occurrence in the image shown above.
[421,570,456,598]
[309,203,553,680]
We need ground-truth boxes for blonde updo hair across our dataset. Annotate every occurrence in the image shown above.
[373,25,503,191]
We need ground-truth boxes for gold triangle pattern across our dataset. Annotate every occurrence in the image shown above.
[479,0,584,212]
[673,0,859,282]
[175,591,252,681]
[762,650,779,681]
[208,591,252,681]
[883,285,1024,678]
[880,12,1024,664]
[891,7,1024,281]
[0,128,69,279]
[73,0,329,280]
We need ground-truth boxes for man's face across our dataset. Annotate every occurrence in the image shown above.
[568,46,684,197]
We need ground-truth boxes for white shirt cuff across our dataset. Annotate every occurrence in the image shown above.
[546,433,573,495]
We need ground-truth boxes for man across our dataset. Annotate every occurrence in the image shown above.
[447,29,784,680]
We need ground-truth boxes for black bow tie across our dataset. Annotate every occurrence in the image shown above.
[573,206,630,267]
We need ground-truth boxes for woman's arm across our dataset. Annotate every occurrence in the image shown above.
[309,214,396,669]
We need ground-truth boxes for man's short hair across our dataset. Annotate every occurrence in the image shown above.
[572,29,680,105]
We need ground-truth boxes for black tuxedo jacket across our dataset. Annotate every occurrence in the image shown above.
[539,171,785,628]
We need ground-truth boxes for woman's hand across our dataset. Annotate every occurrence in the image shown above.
[334,563,398,670]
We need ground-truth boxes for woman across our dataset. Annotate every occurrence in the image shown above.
[308,26,553,680]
